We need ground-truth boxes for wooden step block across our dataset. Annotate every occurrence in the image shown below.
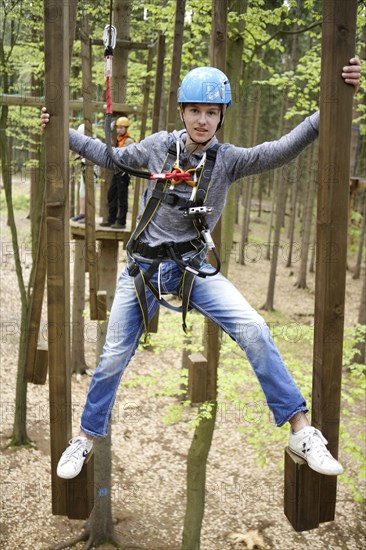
[284,447,320,531]
[188,352,208,404]
[66,452,94,520]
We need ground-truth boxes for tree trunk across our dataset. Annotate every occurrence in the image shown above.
[239,178,252,265]
[181,402,217,550]
[264,175,277,261]
[0,50,30,444]
[309,233,316,273]
[294,145,317,288]
[239,64,262,265]
[11,303,31,446]
[285,158,299,268]
[71,239,89,374]
[90,241,120,545]
[261,166,288,311]
[264,101,285,262]
[257,172,267,218]
[82,431,116,549]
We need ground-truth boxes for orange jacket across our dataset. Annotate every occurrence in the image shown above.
[116,133,135,148]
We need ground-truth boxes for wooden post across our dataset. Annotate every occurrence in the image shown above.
[284,0,357,531]
[43,0,71,516]
[313,0,357,523]
[188,352,208,404]
[166,0,186,132]
[151,32,165,134]
[146,36,165,332]
[204,0,228,401]
[140,47,154,141]
[81,14,104,321]
[182,5,227,549]
[131,46,154,230]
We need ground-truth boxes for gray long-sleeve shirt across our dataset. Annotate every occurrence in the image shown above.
[69,112,319,246]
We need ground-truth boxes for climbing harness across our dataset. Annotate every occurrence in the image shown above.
[101,18,223,335]
[126,141,221,337]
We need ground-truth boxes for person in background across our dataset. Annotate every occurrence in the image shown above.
[100,116,135,229]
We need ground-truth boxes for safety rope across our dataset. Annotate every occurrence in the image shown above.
[102,16,196,184]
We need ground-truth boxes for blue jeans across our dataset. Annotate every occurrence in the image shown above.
[80,258,307,437]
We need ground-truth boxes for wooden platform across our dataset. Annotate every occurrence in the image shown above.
[70,219,132,248]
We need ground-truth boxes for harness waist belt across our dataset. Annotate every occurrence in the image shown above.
[133,239,201,260]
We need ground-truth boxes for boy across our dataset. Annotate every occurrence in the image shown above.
[41,59,361,480]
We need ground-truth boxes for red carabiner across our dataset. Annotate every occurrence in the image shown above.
[167,169,191,182]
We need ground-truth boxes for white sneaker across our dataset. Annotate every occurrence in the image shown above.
[57,436,93,479]
[288,426,343,476]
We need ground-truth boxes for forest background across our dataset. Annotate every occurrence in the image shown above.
[1,1,366,549]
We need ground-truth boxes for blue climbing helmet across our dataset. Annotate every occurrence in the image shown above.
[178,66,232,107]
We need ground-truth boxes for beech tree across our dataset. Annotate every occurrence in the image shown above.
[1,0,45,446]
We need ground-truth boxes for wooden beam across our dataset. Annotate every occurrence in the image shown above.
[92,38,150,50]
[43,0,72,516]
[0,94,141,114]
[284,0,358,531]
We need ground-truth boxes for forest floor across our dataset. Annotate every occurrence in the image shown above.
[1,180,365,550]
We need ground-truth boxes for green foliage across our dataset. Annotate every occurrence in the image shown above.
[0,187,29,211]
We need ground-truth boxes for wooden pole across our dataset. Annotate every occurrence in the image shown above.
[131,46,154,230]
[151,33,165,134]
[43,0,71,516]
[204,0,227,398]
[166,0,186,132]
[148,35,166,333]
[284,0,357,531]
[182,4,227,549]
[312,0,357,523]
[81,14,104,321]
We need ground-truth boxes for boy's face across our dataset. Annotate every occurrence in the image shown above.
[181,103,221,144]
